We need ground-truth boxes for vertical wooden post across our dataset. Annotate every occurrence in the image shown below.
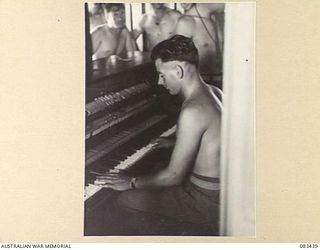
[219,2,256,236]
[85,3,92,84]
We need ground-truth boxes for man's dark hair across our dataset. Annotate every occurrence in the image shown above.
[105,3,125,13]
[151,35,199,66]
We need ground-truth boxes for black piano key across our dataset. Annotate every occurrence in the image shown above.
[85,170,99,185]
[98,155,120,168]
[88,162,109,173]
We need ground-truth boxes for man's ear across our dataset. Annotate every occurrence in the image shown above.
[176,65,184,79]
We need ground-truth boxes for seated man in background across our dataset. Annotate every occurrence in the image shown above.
[133,3,181,51]
[96,35,222,234]
[176,3,225,88]
[90,3,136,60]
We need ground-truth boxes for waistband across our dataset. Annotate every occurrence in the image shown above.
[189,172,220,191]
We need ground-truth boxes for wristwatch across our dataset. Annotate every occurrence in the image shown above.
[130,177,137,189]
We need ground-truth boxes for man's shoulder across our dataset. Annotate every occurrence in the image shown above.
[120,26,130,35]
[141,14,148,22]
[176,15,196,36]
[91,25,111,40]
[178,14,195,25]
[139,14,148,29]
[167,9,181,19]
[177,104,205,135]
[180,100,206,123]
[91,24,109,34]
[183,95,221,122]
[178,100,218,135]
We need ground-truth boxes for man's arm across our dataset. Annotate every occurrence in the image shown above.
[115,29,126,55]
[131,29,143,40]
[91,28,113,60]
[146,107,204,186]
[126,34,137,52]
[97,106,205,190]
[123,28,137,52]
[132,14,147,40]
[210,13,224,55]
[114,27,136,55]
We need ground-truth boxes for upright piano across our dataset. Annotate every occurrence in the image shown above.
[84,52,179,223]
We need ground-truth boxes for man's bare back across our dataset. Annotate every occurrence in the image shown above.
[182,84,221,180]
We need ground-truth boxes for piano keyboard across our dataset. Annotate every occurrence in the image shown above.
[84,124,176,200]
[107,124,176,173]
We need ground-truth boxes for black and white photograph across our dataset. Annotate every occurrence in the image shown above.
[3,0,320,245]
[84,2,255,236]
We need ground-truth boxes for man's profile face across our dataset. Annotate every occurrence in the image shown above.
[107,6,126,28]
[150,3,166,19]
[180,3,194,11]
[151,3,165,10]
[155,59,181,95]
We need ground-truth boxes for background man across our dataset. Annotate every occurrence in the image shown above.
[91,3,136,60]
[176,3,225,87]
[133,3,181,51]
[96,35,222,234]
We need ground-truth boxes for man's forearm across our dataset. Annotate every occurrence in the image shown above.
[134,168,181,189]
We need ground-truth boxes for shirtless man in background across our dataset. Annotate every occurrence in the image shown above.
[96,35,222,234]
[133,3,181,51]
[90,3,136,60]
[176,3,225,87]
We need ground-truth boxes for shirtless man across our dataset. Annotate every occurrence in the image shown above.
[96,35,222,233]
[176,3,225,87]
[91,4,136,60]
[133,3,181,51]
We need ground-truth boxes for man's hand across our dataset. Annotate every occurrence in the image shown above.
[151,137,175,149]
[94,172,132,191]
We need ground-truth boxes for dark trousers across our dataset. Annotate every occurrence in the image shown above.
[116,180,220,234]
